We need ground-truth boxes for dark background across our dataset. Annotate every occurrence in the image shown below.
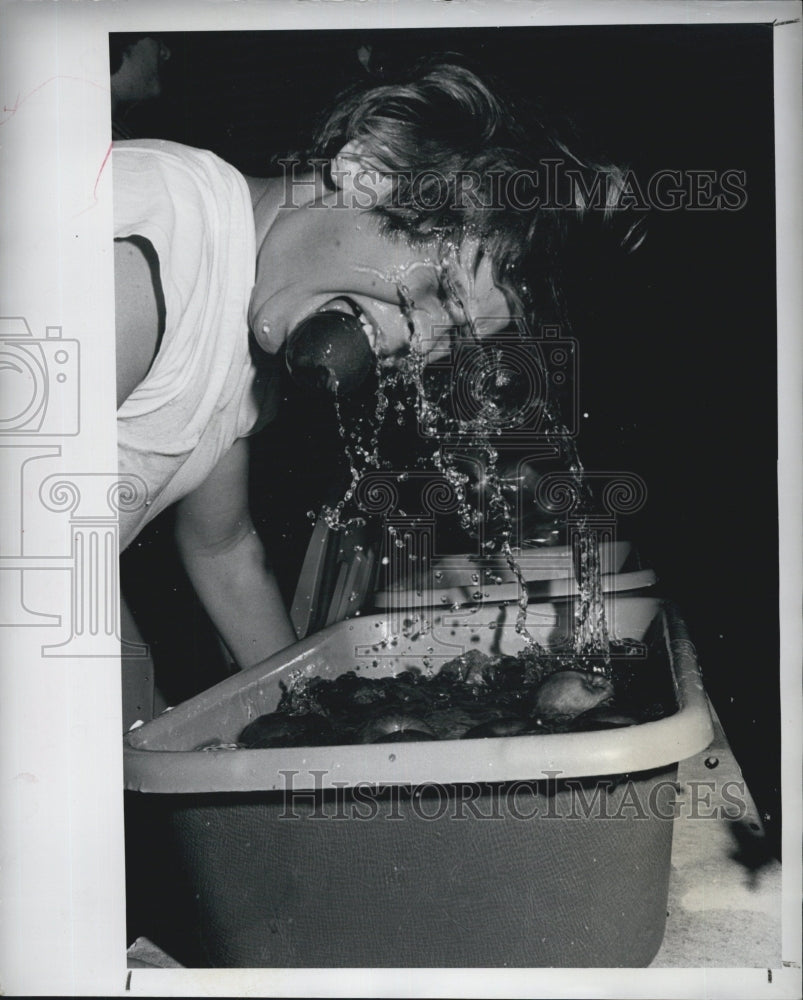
[120,25,780,862]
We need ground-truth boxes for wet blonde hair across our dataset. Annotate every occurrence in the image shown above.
[308,59,640,323]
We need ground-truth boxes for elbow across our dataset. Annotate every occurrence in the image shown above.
[175,514,262,563]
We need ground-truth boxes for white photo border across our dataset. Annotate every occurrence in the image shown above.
[0,1,800,997]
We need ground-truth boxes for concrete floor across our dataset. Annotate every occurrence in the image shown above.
[652,710,782,967]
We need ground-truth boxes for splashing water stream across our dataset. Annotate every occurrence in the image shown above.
[314,253,610,668]
[538,409,611,668]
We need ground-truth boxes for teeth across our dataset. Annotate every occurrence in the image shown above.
[357,311,377,352]
[316,297,379,354]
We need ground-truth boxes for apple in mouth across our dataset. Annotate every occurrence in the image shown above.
[285,298,376,394]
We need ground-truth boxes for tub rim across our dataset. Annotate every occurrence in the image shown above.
[123,597,713,794]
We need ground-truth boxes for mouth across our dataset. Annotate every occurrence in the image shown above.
[311,297,380,355]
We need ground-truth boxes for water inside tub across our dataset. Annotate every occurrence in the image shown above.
[231,636,676,750]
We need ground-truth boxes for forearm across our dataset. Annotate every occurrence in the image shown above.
[178,527,297,670]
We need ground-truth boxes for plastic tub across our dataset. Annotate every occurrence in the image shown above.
[401,539,635,586]
[371,540,656,610]
[124,596,713,967]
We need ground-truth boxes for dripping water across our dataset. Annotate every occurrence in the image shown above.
[314,248,611,669]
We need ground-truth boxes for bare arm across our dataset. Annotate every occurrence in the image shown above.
[174,438,297,669]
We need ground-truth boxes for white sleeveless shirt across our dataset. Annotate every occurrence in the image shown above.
[113,140,277,551]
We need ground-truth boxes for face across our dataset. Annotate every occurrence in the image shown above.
[249,194,511,368]
[113,37,170,103]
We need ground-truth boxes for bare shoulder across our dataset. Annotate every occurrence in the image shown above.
[114,236,166,408]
